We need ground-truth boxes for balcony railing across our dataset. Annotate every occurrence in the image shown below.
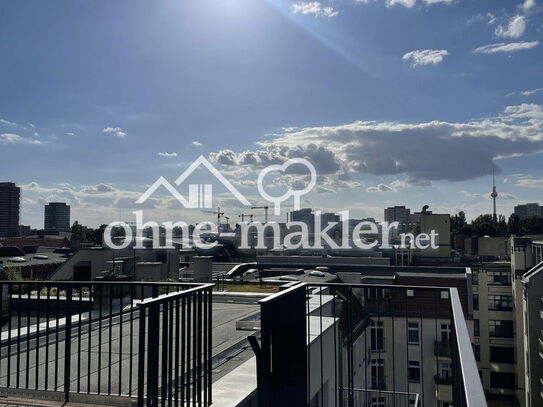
[0,280,213,406]
[250,282,487,407]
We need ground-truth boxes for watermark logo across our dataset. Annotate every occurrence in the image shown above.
[136,155,250,209]
[104,156,440,252]
[257,157,317,215]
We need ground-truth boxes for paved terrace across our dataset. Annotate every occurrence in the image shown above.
[0,301,259,401]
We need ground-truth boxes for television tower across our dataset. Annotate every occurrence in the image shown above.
[491,165,498,220]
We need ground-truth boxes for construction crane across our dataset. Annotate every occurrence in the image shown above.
[239,213,253,223]
[251,206,269,223]
[201,207,224,225]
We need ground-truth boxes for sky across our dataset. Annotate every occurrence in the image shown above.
[0,0,542,228]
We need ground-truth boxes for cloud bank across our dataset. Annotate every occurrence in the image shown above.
[209,104,543,190]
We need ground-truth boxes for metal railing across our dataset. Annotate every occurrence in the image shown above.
[251,282,487,407]
[0,280,213,406]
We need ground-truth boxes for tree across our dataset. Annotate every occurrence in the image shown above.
[508,214,522,236]
[522,216,543,235]
[71,221,86,241]
[496,215,508,236]
[471,214,497,236]
[451,211,467,234]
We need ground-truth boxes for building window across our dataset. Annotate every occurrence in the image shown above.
[366,287,390,300]
[438,362,453,384]
[408,322,420,344]
[488,271,511,285]
[370,359,385,389]
[473,344,480,361]
[370,321,384,351]
[490,372,515,390]
[440,290,449,300]
[473,294,479,311]
[472,272,478,285]
[408,360,420,383]
[490,346,515,363]
[370,397,385,407]
[489,320,514,338]
[488,295,513,311]
[440,323,451,342]
[407,289,415,298]
[474,319,480,336]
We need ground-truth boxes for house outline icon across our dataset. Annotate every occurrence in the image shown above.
[136,155,251,209]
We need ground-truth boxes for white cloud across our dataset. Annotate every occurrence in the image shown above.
[466,13,497,27]
[0,133,41,145]
[290,1,339,17]
[386,0,416,7]
[80,184,117,194]
[402,49,450,66]
[0,118,18,126]
[520,87,543,96]
[385,0,453,7]
[209,104,543,189]
[366,178,430,193]
[422,0,454,4]
[103,126,127,138]
[522,0,536,13]
[65,132,76,137]
[487,13,497,25]
[366,184,394,192]
[514,177,543,188]
[158,152,178,158]
[472,41,539,54]
[191,140,203,147]
[495,15,527,39]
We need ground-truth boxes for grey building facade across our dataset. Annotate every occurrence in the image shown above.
[514,203,543,218]
[44,202,71,232]
[384,205,411,234]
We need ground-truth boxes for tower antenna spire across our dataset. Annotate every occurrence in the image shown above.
[491,164,498,221]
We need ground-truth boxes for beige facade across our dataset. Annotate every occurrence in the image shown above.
[472,263,517,404]
[511,237,543,407]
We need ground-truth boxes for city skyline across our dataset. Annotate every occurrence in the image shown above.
[0,0,542,227]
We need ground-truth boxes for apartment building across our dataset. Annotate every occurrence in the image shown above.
[511,237,543,407]
[472,262,517,405]
[337,266,472,407]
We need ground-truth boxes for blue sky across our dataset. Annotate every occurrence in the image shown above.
[0,0,542,227]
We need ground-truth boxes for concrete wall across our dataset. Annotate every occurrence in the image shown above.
[478,237,510,259]
[50,247,179,281]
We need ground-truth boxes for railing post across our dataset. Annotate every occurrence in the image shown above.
[147,302,160,407]
[138,306,146,407]
[64,285,73,402]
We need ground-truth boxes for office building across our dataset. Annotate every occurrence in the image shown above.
[0,182,20,238]
[384,205,411,234]
[514,203,543,218]
[44,202,71,232]
[289,208,314,226]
